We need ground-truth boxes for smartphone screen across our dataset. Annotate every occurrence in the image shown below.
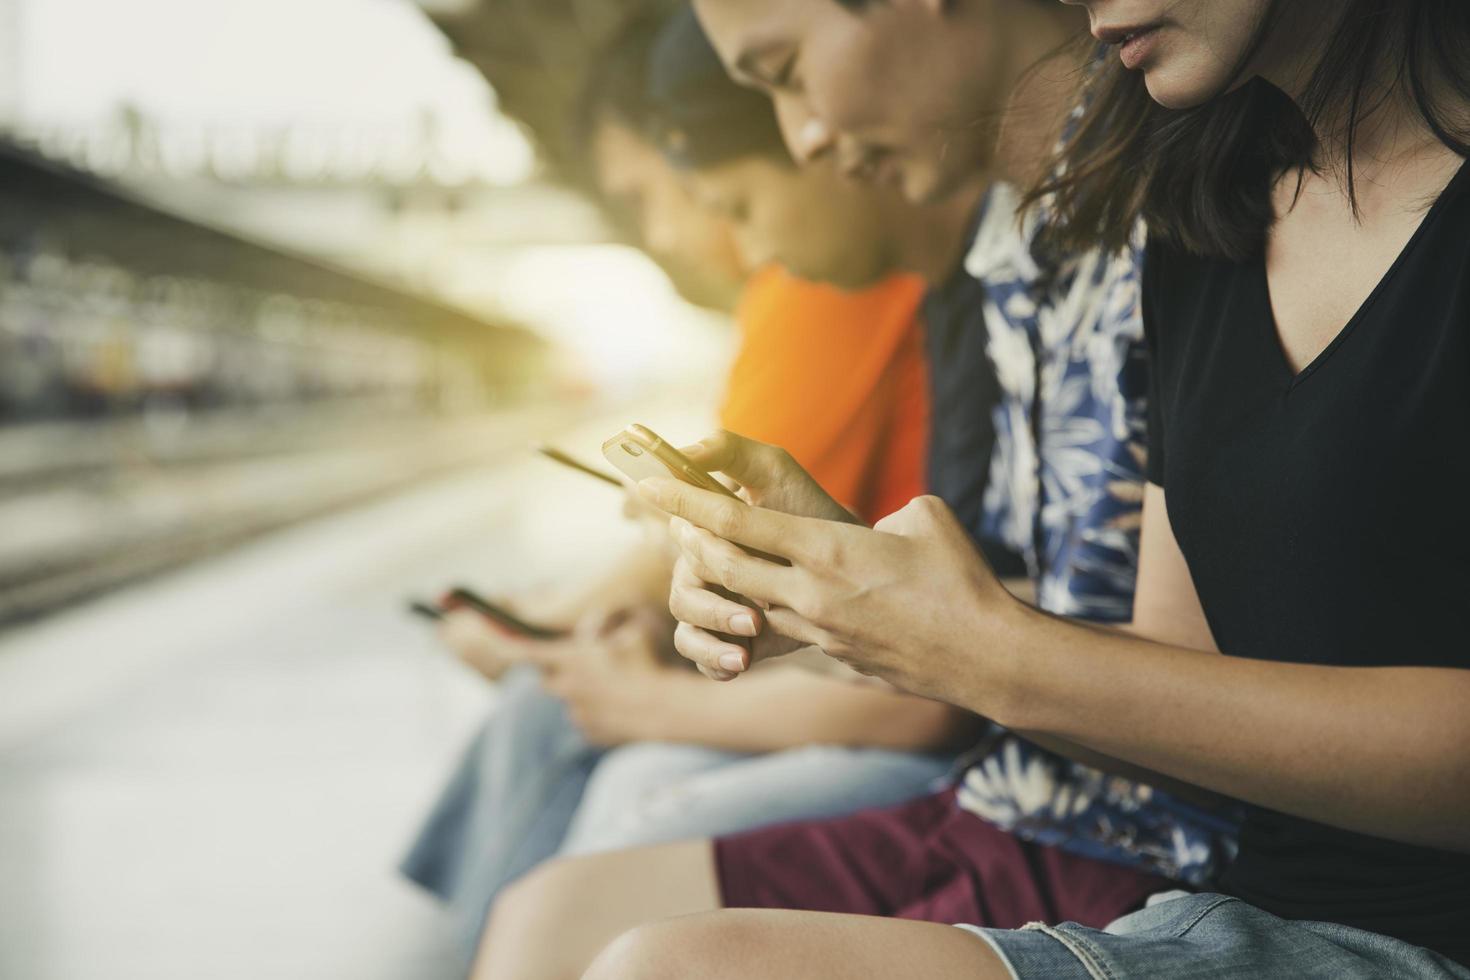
[444,587,567,641]
[601,424,740,499]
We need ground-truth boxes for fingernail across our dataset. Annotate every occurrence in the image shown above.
[718,652,746,672]
[730,613,757,636]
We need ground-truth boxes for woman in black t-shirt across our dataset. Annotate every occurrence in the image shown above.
[579,1,1470,978]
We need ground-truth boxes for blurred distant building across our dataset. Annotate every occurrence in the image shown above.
[418,0,676,177]
[1,105,611,293]
[16,105,534,189]
[0,0,20,127]
[0,139,549,426]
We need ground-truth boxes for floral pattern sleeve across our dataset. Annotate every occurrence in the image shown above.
[951,183,1240,888]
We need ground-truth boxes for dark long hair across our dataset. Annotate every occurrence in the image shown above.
[1025,0,1470,260]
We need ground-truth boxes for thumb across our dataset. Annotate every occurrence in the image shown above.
[680,430,768,487]
[874,495,953,537]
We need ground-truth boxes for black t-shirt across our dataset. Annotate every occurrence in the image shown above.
[1143,160,1470,964]
[923,241,1026,577]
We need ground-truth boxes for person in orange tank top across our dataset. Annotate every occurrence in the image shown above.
[722,265,928,523]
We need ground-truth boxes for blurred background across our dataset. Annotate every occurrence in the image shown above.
[0,1,724,976]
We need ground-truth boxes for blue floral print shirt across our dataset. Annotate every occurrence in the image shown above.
[951,183,1240,887]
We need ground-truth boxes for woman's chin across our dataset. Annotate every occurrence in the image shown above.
[1143,72,1216,110]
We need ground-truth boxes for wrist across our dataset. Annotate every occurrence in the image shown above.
[636,669,702,742]
[958,587,1042,728]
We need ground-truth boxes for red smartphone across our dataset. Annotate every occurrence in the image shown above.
[444,586,567,641]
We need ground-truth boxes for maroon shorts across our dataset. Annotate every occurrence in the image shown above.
[715,788,1173,929]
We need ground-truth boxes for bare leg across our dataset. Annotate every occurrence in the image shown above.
[584,909,1013,980]
[472,839,721,980]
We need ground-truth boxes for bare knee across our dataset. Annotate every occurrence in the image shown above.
[475,858,595,980]
[582,913,754,980]
[488,858,577,935]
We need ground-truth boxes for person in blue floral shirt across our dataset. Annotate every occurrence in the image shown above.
[958,179,1240,888]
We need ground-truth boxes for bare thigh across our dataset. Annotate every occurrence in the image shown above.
[473,839,721,980]
[586,908,1011,980]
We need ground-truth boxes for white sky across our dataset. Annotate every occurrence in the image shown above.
[8,0,728,391]
[16,0,507,129]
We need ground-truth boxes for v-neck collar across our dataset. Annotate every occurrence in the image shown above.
[1257,158,1470,391]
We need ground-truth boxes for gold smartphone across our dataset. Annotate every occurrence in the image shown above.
[601,424,741,500]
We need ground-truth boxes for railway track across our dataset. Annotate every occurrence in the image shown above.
[0,402,586,626]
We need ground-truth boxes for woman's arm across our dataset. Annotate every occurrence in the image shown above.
[987,485,1470,851]
[646,667,984,754]
[536,605,982,754]
[993,612,1470,852]
[644,478,1470,853]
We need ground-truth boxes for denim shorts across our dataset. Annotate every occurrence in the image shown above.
[959,892,1470,980]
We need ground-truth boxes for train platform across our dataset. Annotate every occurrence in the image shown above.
[0,406,714,980]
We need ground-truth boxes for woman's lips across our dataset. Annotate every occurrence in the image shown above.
[1093,23,1163,71]
[1119,26,1161,70]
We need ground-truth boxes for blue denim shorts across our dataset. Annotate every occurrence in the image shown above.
[959,892,1470,980]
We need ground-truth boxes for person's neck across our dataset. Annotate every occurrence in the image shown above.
[987,4,1090,187]
[1255,1,1451,184]
[1253,0,1338,104]
[880,175,990,286]
[963,0,1084,82]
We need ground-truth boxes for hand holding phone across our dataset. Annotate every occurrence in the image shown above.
[601,424,740,499]
[606,424,789,576]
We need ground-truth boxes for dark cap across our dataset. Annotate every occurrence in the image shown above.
[646,6,790,170]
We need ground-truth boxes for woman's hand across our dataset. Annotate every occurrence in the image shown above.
[681,430,859,525]
[534,603,679,747]
[644,480,1026,702]
[666,431,865,679]
[438,607,541,682]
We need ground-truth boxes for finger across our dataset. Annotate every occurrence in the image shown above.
[673,556,738,613]
[639,479,817,564]
[669,576,761,638]
[604,616,665,668]
[697,663,735,682]
[761,605,834,651]
[679,430,772,485]
[521,637,575,675]
[670,516,796,607]
[541,667,573,699]
[673,621,748,679]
